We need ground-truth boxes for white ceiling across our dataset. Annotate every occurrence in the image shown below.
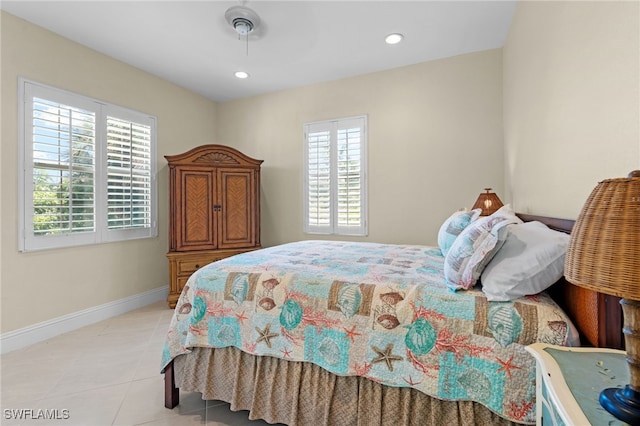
[2,1,517,102]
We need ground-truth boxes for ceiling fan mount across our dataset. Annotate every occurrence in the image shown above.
[225,5,261,36]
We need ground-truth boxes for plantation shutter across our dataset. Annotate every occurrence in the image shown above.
[304,116,367,236]
[19,79,157,252]
[106,116,152,230]
[306,123,332,231]
[336,120,364,233]
[31,97,96,236]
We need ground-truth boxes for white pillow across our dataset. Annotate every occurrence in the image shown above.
[481,221,570,301]
[437,209,482,256]
[444,205,522,291]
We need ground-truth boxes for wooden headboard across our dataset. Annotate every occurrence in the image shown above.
[517,213,624,350]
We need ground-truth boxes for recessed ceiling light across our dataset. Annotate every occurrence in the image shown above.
[385,33,404,45]
[235,71,249,79]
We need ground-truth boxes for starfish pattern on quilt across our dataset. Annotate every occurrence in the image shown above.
[496,355,521,378]
[371,343,403,371]
[343,325,362,343]
[255,323,279,348]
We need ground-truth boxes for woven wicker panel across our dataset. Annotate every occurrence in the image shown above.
[565,173,640,299]
[221,173,250,241]
[182,172,213,244]
[563,284,599,347]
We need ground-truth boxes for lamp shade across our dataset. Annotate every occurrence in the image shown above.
[471,188,504,216]
[564,170,640,424]
[564,170,640,299]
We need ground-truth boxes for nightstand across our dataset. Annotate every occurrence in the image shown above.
[526,343,630,425]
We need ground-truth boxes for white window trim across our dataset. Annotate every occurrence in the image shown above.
[18,78,158,252]
[303,115,368,236]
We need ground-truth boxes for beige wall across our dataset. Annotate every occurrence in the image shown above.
[503,1,640,219]
[0,12,218,333]
[217,49,505,247]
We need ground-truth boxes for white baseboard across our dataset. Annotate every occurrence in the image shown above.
[0,286,168,354]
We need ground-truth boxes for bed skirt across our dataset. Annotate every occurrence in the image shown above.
[173,347,522,426]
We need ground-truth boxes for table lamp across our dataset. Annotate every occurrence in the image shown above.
[471,188,504,216]
[564,170,640,424]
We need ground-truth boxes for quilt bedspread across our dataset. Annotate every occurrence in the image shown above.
[161,240,573,424]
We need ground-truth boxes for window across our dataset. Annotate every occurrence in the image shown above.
[18,79,157,251]
[303,116,367,236]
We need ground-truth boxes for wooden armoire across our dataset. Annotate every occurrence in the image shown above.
[165,145,263,308]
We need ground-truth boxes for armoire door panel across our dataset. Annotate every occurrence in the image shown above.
[176,170,216,251]
[218,169,255,248]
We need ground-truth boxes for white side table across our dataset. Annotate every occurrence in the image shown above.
[526,343,629,426]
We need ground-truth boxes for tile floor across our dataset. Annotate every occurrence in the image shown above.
[1,302,277,425]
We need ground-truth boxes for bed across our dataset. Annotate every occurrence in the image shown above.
[161,212,623,426]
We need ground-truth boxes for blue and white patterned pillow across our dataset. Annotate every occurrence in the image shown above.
[437,209,482,256]
[444,205,522,291]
